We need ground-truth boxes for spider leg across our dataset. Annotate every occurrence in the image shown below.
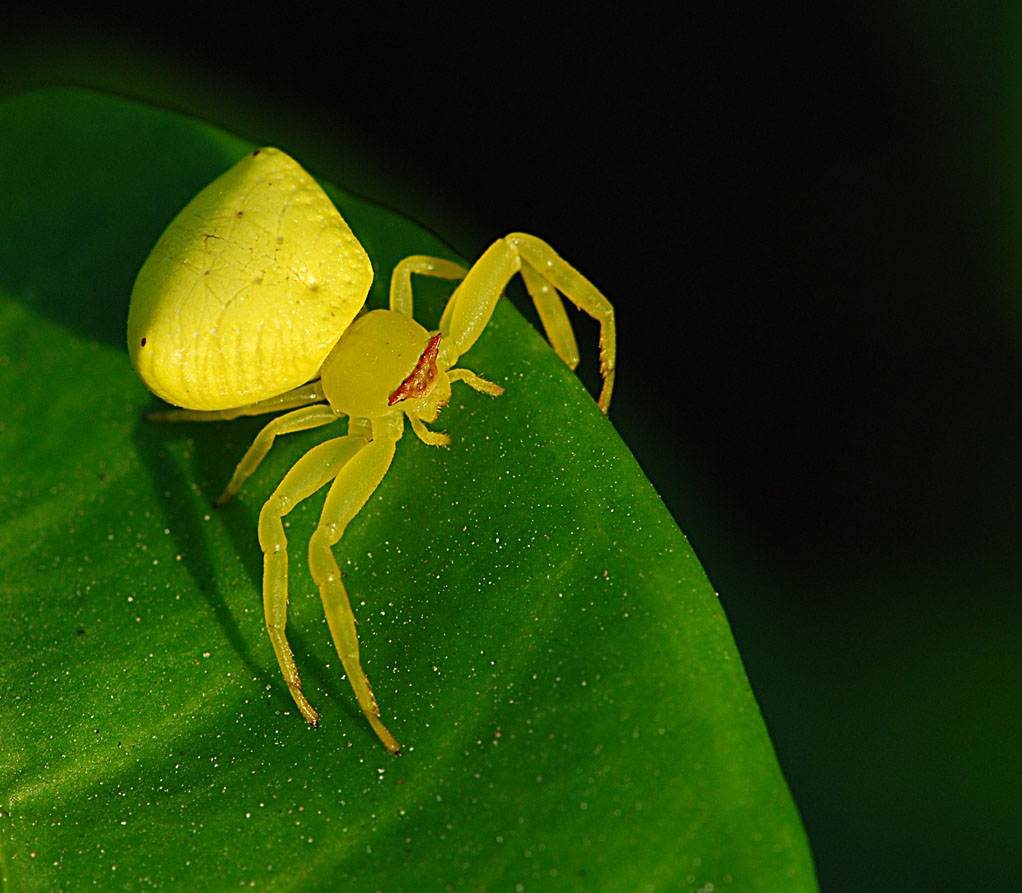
[308,422,402,754]
[519,259,580,371]
[146,381,326,422]
[429,234,615,411]
[389,256,468,317]
[447,367,504,396]
[508,233,615,410]
[215,404,342,505]
[257,434,368,727]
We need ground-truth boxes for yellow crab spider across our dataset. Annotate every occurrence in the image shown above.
[127,147,616,755]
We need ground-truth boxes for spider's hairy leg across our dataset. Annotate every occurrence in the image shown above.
[308,418,403,755]
[257,434,368,726]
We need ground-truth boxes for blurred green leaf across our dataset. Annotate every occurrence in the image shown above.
[0,89,815,891]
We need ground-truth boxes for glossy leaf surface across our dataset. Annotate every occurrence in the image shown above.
[0,89,815,891]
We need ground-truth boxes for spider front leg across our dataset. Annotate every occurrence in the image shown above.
[306,417,402,754]
[437,233,616,411]
[389,256,468,316]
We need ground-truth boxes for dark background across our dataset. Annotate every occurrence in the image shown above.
[4,2,1020,888]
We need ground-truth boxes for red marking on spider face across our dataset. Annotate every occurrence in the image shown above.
[389,333,442,405]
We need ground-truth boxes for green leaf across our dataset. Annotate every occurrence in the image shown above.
[0,88,816,891]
